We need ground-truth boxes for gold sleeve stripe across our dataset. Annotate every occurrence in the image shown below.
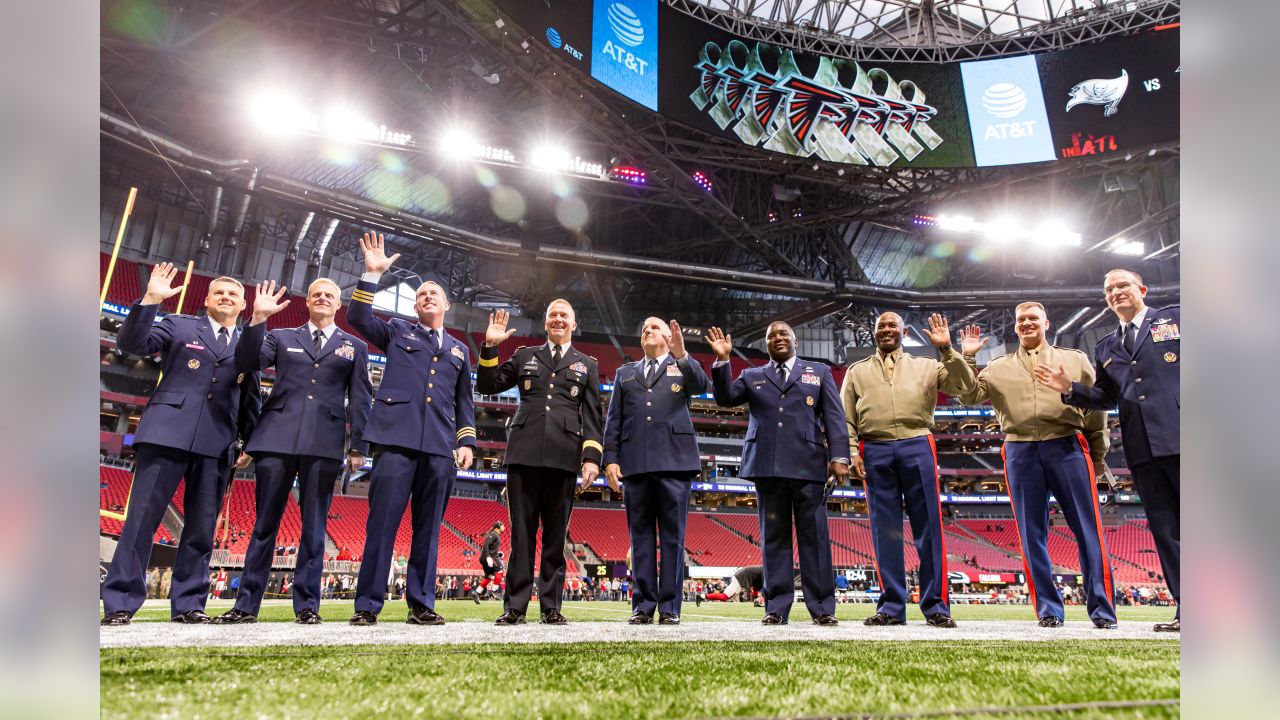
[351,290,375,303]
[581,440,603,454]
[478,356,498,367]
[456,428,477,439]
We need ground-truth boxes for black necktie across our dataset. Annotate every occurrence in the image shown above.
[313,329,325,355]
[645,359,657,385]
[427,328,439,352]
[552,344,562,368]
[1122,323,1135,354]
[776,361,787,385]
[216,327,229,353]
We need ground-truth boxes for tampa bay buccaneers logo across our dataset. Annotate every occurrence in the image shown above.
[691,40,944,166]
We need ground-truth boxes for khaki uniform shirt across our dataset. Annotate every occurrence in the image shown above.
[841,345,977,448]
[960,343,1109,466]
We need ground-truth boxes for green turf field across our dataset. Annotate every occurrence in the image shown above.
[102,601,1178,719]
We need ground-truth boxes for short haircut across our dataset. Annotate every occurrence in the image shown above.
[208,276,244,293]
[415,280,451,303]
[641,316,671,338]
[546,298,575,317]
[767,321,793,334]
[1014,301,1046,317]
[307,278,341,295]
[1104,268,1145,286]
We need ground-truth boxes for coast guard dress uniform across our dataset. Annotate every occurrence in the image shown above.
[476,341,603,622]
[1062,304,1180,624]
[712,357,849,623]
[603,351,709,622]
[227,321,372,621]
[346,281,476,623]
[961,343,1117,627]
[841,344,975,625]
[101,303,263,621]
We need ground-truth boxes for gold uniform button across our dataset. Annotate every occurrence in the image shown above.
[1129,360,1137,366]
[545,406,550,411]
[1134,377,1142,383]
[549,383,555,388]
[646,402,651,407]
[777,422,784,427]
[646,416,652,422]
[211,378,217,384]
[307,395,314,400]
[427,397,433,403]
[310,378,316,384]
[207,393,214,399]
[428,383,434,389]
[430,369,436,375]
[1138,395,1146,401]
[314,363,320,368]
[780,394,785,399]
[647,388,652,393]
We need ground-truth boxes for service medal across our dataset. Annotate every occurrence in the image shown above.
[187,359,200,370]
[1164,352,1177,363]
[237,373,245,383]
[571,385,580,397]
[523,379,531,391]
[670,383,682,393]
[806,396,814,406]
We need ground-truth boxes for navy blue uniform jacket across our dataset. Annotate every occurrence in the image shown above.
[712,360,849,482]
[117,302,263,459]
[1065,304,1180,465]
[602,354,709,475]
[347,280,477,456]
[242,325,373,460]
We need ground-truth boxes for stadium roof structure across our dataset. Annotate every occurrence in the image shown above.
[100,0,1179,359]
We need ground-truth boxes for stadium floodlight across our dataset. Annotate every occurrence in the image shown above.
[322,105,372,143]
[936,215,975,233]
[1107,238,1145,256]
[1032,223,1082,247]
[529,144,573,172]
[984,218,1020,244]
[440,127,481,157]
[248,90,317,135]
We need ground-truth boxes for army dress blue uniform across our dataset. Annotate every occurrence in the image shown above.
[603,352,709,619]
[712,358,850,621]
[476,342,603,617]
[101,302,263,618]
[1064,304,1180,619]
[231,322,373,618]
[347,282,476,617]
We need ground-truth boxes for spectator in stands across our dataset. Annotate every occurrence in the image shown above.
[345,233,477,628]
[959,303,1118,629]
[471,521,506,603]
[213,277,372,627]
[707,323,849,626]
[602,317,707,626]
[101,265,265,626]
[478,300,603,627]
[841,312,977,629]
[1035,269,1180,633]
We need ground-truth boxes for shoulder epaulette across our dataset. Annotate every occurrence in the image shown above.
[849,355,876,367]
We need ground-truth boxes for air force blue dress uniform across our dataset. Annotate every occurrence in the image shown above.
[102,302,263,618]
[232,323,373,617]
[1064,304,1180,617]
[603,352,709,618]
[347,282,477,616]
[712,359,849,621]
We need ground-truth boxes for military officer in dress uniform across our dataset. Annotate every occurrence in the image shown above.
[100,264,266,625]
[706,322,849,626]
[213,278,373,625]
[477,302,603,626]
[603,317,708,626]
[842,312,978,629]
[1035,269,1180,632]
[960,302,1118,629]
[346,233,476,626]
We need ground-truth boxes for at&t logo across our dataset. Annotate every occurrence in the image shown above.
[981,83,1038,140]
[545,26,583,62]
[600,3,648,75]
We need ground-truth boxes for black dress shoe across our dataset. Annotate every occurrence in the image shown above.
[812,614,838,626]
[540,609,568,625]
[1038,616,1064,628]
[628,611,653,625]
[863,612,905,626]
[407,605,446,625]
[926,614,957,628]
[348,611,378,626]
[212,609,257,625]
[761,613,788,625]
[1093,618,1118,629]
[100,611,132,626]
[171,610,212,624]
[1153,619,1180,633]
[295,609,323,625]
[658,613,680,625]
[495,609,526,625]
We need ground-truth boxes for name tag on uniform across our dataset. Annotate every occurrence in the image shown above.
[620,375,636,383]
[185,343,205,350]
[1102,357,1113,369]
[1150,323,1179,342]
[287,347,305,353]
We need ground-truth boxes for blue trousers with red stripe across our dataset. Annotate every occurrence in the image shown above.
[1003,435,1116,623]
[860,435,949,620]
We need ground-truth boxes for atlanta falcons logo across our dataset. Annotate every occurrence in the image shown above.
[1066,69,1129,117]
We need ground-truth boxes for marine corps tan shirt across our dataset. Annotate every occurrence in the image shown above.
[841,345,977,447]
[959,343,1108,466]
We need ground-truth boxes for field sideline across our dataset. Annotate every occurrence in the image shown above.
[101,601,1178,719]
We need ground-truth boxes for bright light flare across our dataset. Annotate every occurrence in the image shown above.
[248,90,317,135]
